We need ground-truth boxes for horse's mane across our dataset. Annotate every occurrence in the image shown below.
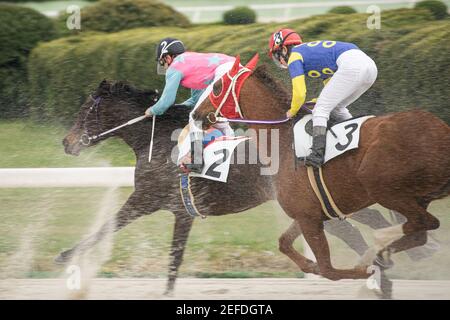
[96,80,158,106]
[98,79,192,127]
[253,65,291,110]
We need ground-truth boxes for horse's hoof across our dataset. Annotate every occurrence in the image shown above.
[163,289,174,297]
[374,251,394,270]
[302,261,320,275]
[67,288,89,300]
[356,284,380,299]
[54,250,73,265]
[374,270,393,300]
[376,278,393,300]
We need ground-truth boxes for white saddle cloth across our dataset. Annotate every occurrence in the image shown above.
[294,115,374,163]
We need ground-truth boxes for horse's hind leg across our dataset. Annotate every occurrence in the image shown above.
[324,219,369,256]
[360,198,440,265]
[370,200,438,300]
[300,216,370,280]
[55,191,159,264]
[165,212,194,295]
[350,208,392,229]
[279,221,320,275]
[382,200,438,253]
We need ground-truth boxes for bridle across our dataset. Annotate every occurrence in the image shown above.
[210,66,250,120]
[79,94,152,146]
[205,70,290,126]
[80,95,103,146]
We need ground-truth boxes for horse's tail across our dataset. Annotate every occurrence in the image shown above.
[398,110,450,203]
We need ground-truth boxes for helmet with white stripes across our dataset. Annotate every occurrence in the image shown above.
[155,38,186,75]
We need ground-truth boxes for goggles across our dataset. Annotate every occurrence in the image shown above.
[157,57,167,75]
[272,51,287,69]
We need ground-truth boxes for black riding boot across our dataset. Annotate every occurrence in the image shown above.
[304,126,327,168]
[184,133,204,173]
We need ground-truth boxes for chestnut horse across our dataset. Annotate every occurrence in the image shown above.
[192,58,450,291]
[60,80,404,295]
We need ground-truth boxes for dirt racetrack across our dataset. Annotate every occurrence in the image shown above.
[1,278,450,300]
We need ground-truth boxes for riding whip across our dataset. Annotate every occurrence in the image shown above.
[148,115,156,163]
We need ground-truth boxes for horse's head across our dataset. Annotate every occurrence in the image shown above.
[191,54,289,130]
[63,79,159,155]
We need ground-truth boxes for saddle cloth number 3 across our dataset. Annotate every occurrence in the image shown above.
[294,115,374,163]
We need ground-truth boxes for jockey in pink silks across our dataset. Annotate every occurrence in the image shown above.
[145,38,235,173]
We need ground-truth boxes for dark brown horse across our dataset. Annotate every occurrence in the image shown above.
[193,62,450,294]
[59,80,404,295]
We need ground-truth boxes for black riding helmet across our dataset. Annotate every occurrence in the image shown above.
[155,37,186,75]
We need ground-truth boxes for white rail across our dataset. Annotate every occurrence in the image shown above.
[41,0,422,20]
[177,0,420,22]
[179,0,418,12]
[0,167,135,188]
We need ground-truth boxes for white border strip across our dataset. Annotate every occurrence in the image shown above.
[0,167,135,188]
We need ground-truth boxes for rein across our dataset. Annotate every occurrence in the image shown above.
[207,112,290,125]
[206,55,314,126]
[79,95,147,146]
[206,96,315,126]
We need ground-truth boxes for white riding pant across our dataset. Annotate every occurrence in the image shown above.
[189,61,236,138]
[312,49,378,127]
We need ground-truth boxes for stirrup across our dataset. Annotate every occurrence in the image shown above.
[185,163,203,174]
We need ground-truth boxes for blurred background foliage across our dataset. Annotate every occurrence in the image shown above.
[327,6,358,14]
[415,0,449,19]
[56,0,190,34]
[223,6,257,25]
[0,0,449,125]
[0,4,57,118]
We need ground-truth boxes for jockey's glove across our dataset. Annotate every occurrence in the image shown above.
[145,107,153,117]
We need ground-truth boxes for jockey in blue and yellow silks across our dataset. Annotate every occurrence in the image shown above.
[269,28,378,167]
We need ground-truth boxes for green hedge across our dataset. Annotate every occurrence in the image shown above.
[0,0,73,2]
[28,8,449,124]
[0,4,56,118]
[328,6,357,14]
[223,6,257,25]
[415,0,448,20]
[58,0,190,34]
[379,21,450,117]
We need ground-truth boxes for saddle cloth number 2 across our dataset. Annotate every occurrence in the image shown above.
[190,137,249,183]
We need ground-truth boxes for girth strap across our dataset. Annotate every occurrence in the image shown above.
[179,173,206,219]
[307,166,347,220]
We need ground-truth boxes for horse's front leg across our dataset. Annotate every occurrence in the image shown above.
[55,191,159,264]
[300,216,370,281]
[278,221,320,275]
[165,212,194,295]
